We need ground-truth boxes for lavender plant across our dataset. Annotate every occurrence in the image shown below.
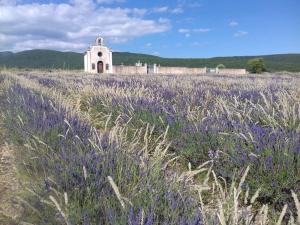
[57,74,300,211]
[1,71,300,224]
[2,82,202,225]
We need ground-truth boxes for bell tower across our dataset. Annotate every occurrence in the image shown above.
[95,36,104,46]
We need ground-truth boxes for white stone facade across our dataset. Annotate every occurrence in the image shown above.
[84,36,113,74]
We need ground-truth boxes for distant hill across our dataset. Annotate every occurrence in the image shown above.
[0,50,83,70]
[0,49,300,72]
[0,51,13,57]
[113,52,300,72]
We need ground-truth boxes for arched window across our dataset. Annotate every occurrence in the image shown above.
[98,52,102,57]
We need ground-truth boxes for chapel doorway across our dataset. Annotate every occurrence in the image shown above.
[97,61,104,73]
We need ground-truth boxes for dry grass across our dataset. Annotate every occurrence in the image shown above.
[0,138,23,224]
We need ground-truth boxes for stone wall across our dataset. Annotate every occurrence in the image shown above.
[216,68,247,75]
[156,66,207,75]
[111,65,247,75]
[113,65,147,75]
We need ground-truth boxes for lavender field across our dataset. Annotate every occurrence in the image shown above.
[0,71,300,225]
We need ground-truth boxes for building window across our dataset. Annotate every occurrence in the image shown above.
[106,64,109,70]
[98,52,102,57]
[92,63,95,70]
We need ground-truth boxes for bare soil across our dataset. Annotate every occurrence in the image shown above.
[0,108,23,224]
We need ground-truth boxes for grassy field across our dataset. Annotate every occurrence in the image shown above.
[1,50,300,72]
[0,70,300,224]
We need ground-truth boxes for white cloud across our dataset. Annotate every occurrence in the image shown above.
[0,0,170,52]
[152,6,169,13]
[187,2,202,8]
[15,39,87,51]
[145,42,152,47]
[229,21,239,27]
[193,28,211,33]
[151,6,183,14]
[178,28,190,33]
[158,18,170,24]
[178,28,211,37]
[176,0,202,8]
[170,7,183,14]
[234,31,248,37]
[96,0,125,3]
[0,0,17,5]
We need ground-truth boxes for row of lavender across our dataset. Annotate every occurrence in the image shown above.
[30,73,300,211]
[102,77,300,208]
[12,72,300,217]
[1,77,202,224]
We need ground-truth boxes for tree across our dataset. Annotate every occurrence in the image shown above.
[217,64,226,69]
[247,58,267,73]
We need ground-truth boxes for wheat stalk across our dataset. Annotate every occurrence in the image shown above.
[291,191,300,224]
[49,195,70,225]
[108,176,125,209]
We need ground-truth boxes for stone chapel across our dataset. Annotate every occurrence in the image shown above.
[84,36,113,74]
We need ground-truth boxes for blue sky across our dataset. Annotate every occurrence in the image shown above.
[0,0,299,58]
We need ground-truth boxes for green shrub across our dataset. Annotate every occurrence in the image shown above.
[247,58,267,73]
[217,64,226,69]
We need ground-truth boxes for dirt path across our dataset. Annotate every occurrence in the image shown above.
[0,142,23,225]
[0,89,23,224]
